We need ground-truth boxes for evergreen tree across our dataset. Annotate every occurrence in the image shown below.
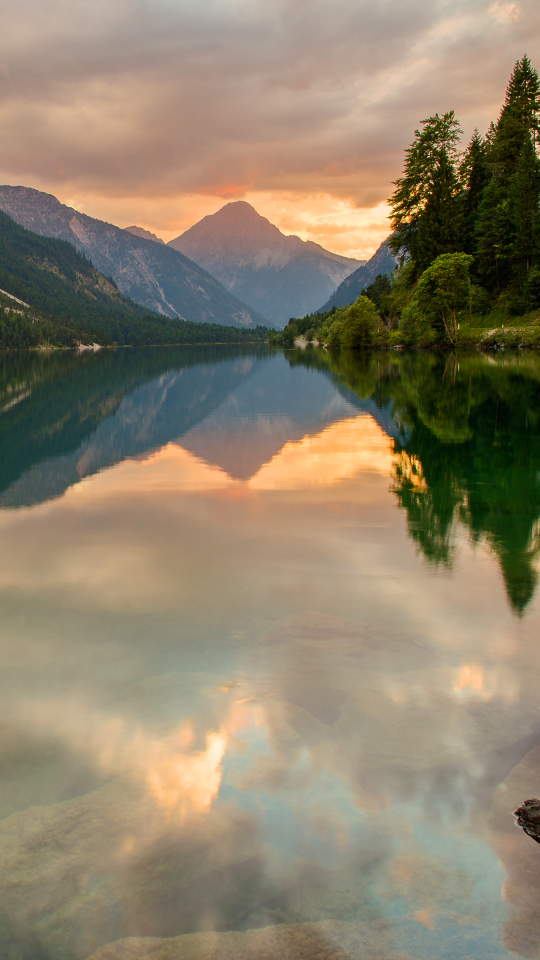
[475,56,540,297]
[509,131,540,288]
[415,149,463,271]
[475,177,513,293]
[491,55,540,184]
[460,131,491,256]
[389,112,463,276]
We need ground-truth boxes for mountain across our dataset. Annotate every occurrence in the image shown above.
[124,226,165,244]
[0,186,270,328]
[168,201,363,327]
[0,210,269,348]
[318,238,397,312]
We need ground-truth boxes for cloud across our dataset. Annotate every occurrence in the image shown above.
[0,0,538,252]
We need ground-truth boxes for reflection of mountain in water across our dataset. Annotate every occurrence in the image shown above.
[4,344,539,616]
[0,347,265,499]
[179,358,362,481]
[0,349,372,507]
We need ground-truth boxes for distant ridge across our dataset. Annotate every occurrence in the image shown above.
[169,201,363,327]
[124,225,165,244]
[0,186,270,328]
[318,238,397,312]
[0,208,270,348]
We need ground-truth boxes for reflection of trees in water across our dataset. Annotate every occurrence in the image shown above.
[392,451,461,567]
[290,348,540,615]
[391,355,540,615]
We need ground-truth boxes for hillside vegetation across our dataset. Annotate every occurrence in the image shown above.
[0,186,270,326]
[272,56,540,351]
[0,211,269,349]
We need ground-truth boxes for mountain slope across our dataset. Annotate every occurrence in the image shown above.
[169,201,362,327]
[124,226,165,244]
[0,210,269,348]
[0,186,269,328]
[318,238,397,312]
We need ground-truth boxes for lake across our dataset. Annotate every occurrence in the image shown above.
[0,344,539,960]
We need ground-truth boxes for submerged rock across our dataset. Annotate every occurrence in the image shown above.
[514,799,540,844]
[84,919,405,960]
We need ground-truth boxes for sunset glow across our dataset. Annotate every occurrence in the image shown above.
[48,413,397,501]
[0,0,535,254]
[249,415,395,489]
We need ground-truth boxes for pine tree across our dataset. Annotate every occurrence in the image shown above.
[475,178,513,293]
[510,131,540,283]
[460,131,491,256]
[475,56,540,297]
[491,55,540,184]
[415,150,463,272]
[389,112,463,276]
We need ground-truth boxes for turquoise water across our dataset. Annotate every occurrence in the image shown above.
[0,345,539,960]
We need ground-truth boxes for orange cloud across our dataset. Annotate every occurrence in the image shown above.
[0,0,537,256]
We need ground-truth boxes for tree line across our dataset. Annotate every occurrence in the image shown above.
[0,211,270,349]
[272,56,540,349]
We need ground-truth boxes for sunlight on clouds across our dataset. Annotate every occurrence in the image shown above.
[54,189,391,260]
[0,0,536,251]
[490,2,520,22]
[242,193,392,259]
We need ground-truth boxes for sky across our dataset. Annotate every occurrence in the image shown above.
[1,0,539,259]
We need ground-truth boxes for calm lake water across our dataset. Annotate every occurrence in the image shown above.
[0,345,540,960]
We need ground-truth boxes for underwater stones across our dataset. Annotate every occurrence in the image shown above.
[84,919,405,960]
[488,745,540,958]
[0,777,271,960]
[514,799,540,844]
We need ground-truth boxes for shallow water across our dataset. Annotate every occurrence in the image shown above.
[0,345,540,960]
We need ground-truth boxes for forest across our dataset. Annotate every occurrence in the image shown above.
[0,211,269,349]
[272,56,540,350]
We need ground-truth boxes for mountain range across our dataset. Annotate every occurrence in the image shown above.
[0,186,268,328]
[0,209,269,348]
[318,238,397,312]
[0,185,394,329]
[168,201,362,326]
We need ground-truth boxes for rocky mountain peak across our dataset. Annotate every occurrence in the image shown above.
[168,201,363,326]
[124,226,165,244]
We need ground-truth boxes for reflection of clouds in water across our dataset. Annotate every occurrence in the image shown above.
[454,663,485,694]
[0,613,536,959]
[0,775,273,960]
[489,745,540,958]
[15,676,245,818]
[0,682,278,958]
[147,727,227,815]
